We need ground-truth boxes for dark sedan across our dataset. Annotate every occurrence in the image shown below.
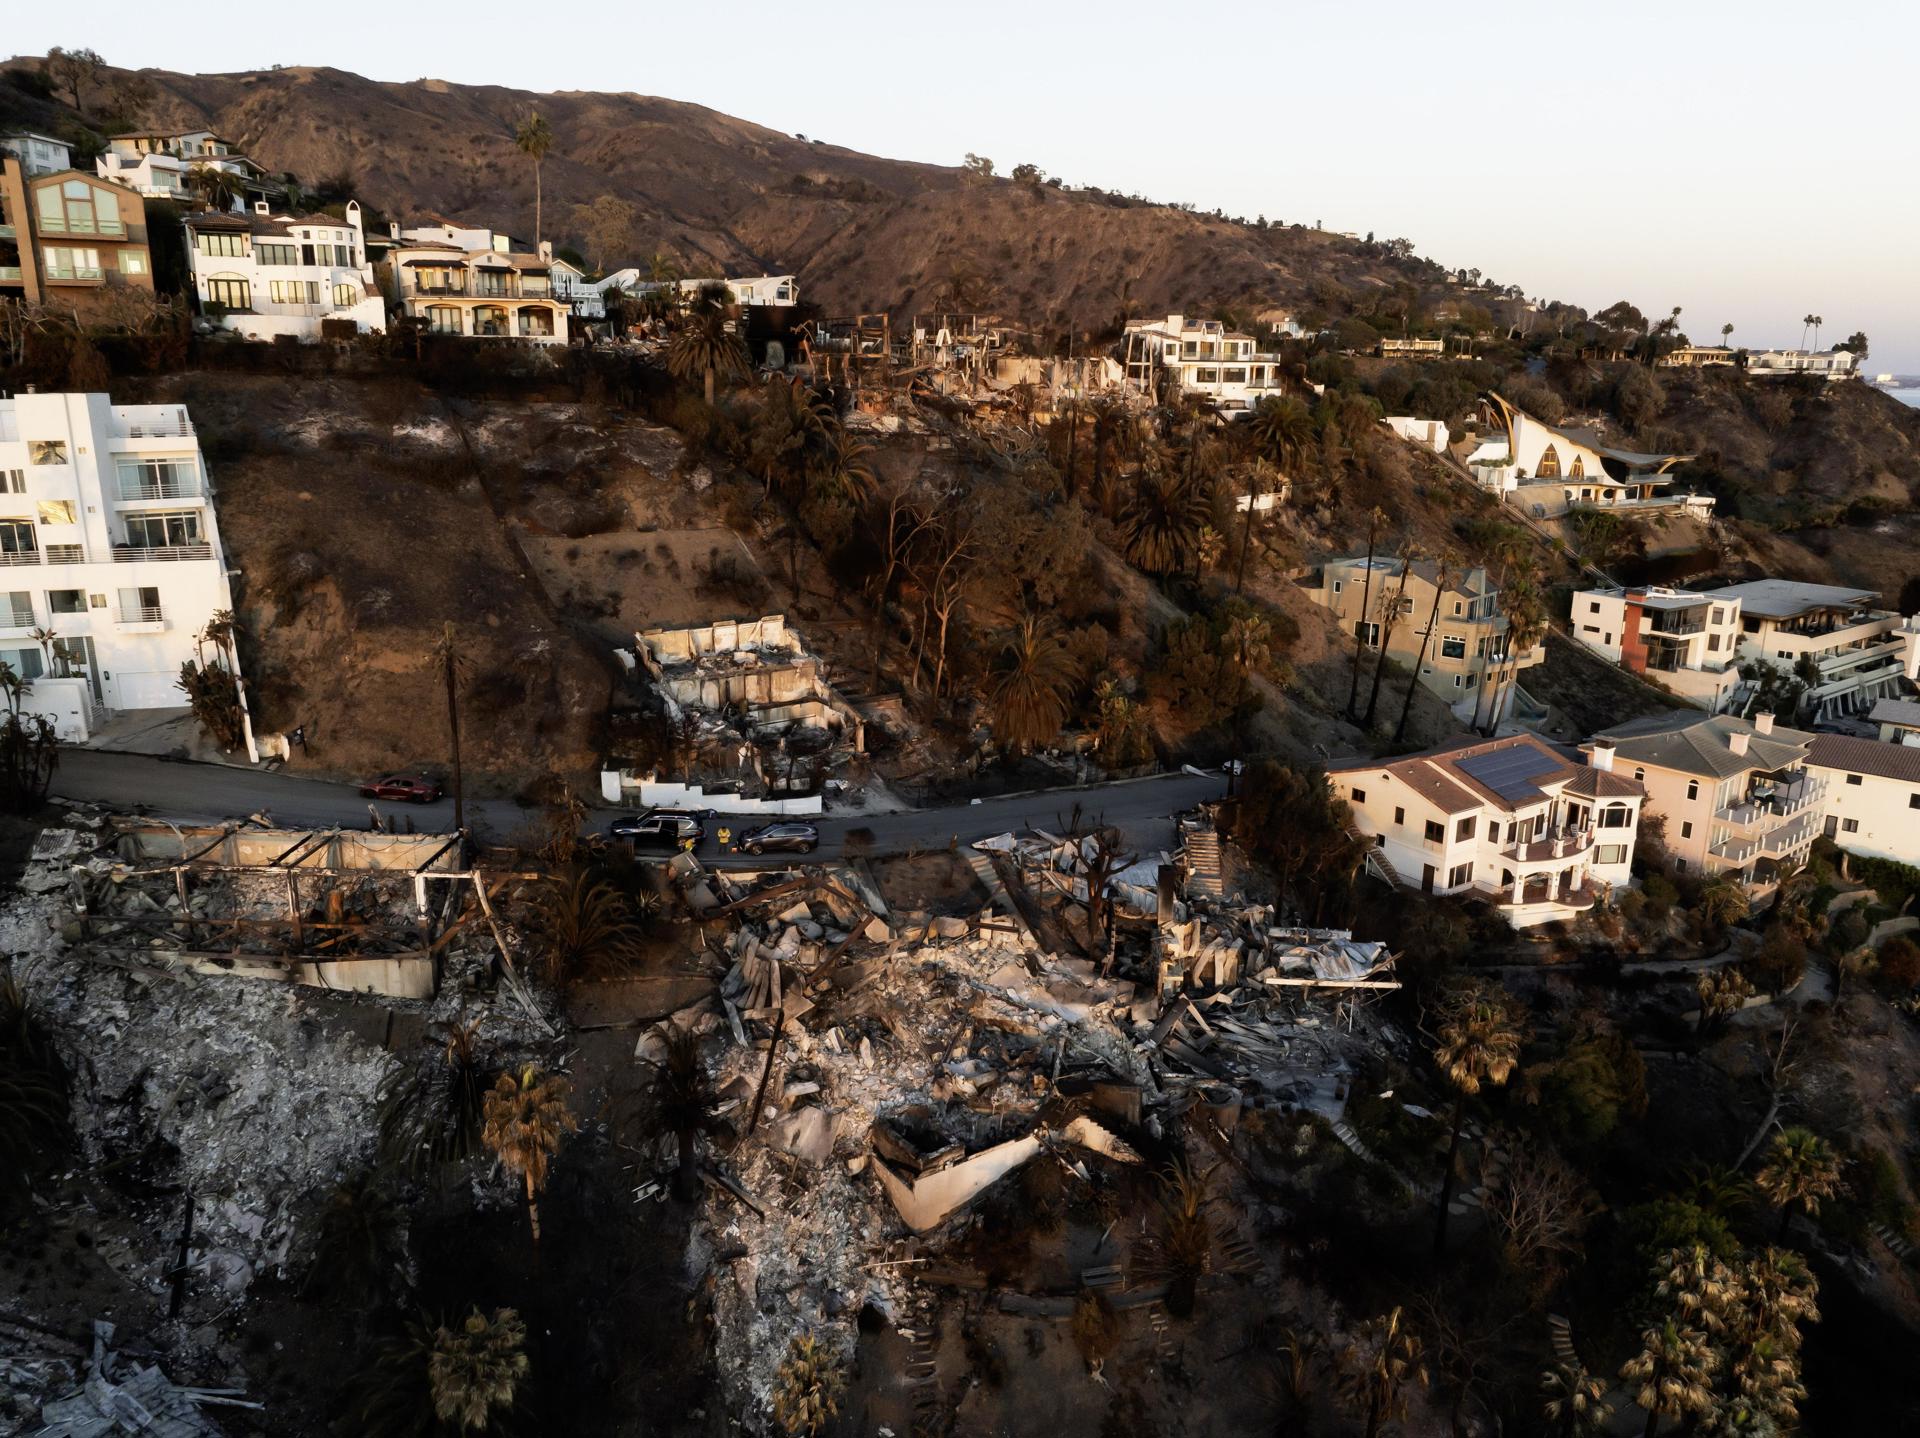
[737,821,820,855]
[358,773,442,803]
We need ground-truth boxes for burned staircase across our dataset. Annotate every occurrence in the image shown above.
[1181,825,1225,898]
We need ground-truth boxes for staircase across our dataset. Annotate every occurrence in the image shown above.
[1183,827,1225,898]
[1547,1313,1579,1366]
[1352,827,1405,889]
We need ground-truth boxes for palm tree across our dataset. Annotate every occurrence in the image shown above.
[26,627,57,674]
[1346,506,1386,719]
[1338,1307,1429,1438]
[988,614,1073,753]
[1395,549,1452,743]
[1085,396,1128,516]
[530,873,644,989]
[1721,323,1734,350]
[1800,314,1815,349]
[1148,1162,1217,1316]
[1240,395,1311,590]
[1120,467,1210,577]
[429,1308,530,1433]
[1810,315,1823,349]
[772,1333,846,1437]
[1362,554,1413,729]
[810,429,875,508]
[187,165,241,213]
[513,111,554,245]
[1696,878,1749,934]
[376,1017,489,1178]
[481,1066,579,1246]
[668,296,749,405]
[1620,1317,1718,1438]
[430,624,468,835]
[639,1026,721,1201]
[1477,570,1545,735]
[0,976,69,1184]
[1695,966,1754,1036]
[1541,1361,1613,1437]
[1432,979,1522,1254]
[1728,1247,1819,1427]
[1755,1126,1843,1240]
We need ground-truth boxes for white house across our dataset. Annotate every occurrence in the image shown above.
[0,133,73,177]
[1745,349,1860,381]
[97,130,281,208]
[1869,698,1920,746]
[183,201,387,341]
[1381,416,1450,454]
[388,235,570,344]
[672,274,797,306]
[0,392,245,736]
[1121,314,1290,411]
[1805,734,1920,866]
[1708,579,1920,722]
[1328,733,1644,928]
[1482,391,1715,520]
[1570,584,1745,712]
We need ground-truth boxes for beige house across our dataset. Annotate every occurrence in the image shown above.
[1806,734,1920,865]
[1584,712,1821,885]
[0,158,154,318]
[1304,556,1545,723]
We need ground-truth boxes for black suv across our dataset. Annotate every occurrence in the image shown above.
[608,809,706,851]
[736,821,821,855]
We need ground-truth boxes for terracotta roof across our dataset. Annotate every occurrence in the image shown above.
[1589,712,1812,779]
[1561,767,1644,800]
[1805,734,1920,786]
[1330,734,1621,816]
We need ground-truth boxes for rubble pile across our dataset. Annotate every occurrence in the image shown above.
[7,1320,247,1437]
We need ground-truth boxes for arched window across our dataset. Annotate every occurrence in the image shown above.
[332,282,360,308]
[1599,803,1632,829]
[1536,443,1561,479]
[203,273,250,310]
[1569,454,1585,479]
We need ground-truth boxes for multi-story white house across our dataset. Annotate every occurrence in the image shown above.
[1745,349,1860,381]
[1570,585,1745,712]
[1709,579,1920,722]
[1480,391,1715,520]
[1121,315,1290,411]
[1806,734,1920,865]
[0,392,244,738]
[386,228,570,344]
[182,201,387,341]
[0,133,73,177]
[1329,733,1644,928]
[96,130,281,209]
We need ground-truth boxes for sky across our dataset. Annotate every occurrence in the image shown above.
[16,0,1920,372]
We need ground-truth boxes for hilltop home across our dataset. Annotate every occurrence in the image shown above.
[1381,416,1450,454]
[387,236,570,344]
[1481,391,1714,520]
[1569,584,1745,713]
[1707,579,1920,722]
[1121,315,1289,411]
[0,157,154,317]
[183,200,386,341]
[1328,734,1643,928]
[96,130,283,208]
[1584,712,1820,885]
[1745,348,1860,381]
[1303,556,1546,723]
[1657,345,1738,370]
[0,392,245,738]
[1378,337,1445,360]
[0,133,72,177]
[1805,734,1920,866]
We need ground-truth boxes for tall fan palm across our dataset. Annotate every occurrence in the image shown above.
[1755,1126,1843,1240]
[1239,394,1311,590]
[187,165,241,213]
[638,1026,721,1201]
[1121,467,1211,577]
[669,295,749,405]
[429,1308,530,1433]
[1619,1318,1718,1438]
[481,1066,579,1246]
[811,429,876,508]
[530,872,644,989]
[1432,979,1522,1254]
[376,1018,490,1178]
[1541,1361,1613,1437]
[514,111,554,245]
[988,614,1073,753]
[1337,1307,1429,1438]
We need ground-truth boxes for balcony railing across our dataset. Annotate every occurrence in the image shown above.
[45,545,84,565]
[1644,613,1708,636]
[0,267,21,283]
[116,416,195,439]
[117,478,200,501]
[112,542,211,562]
[0,550,40,568]
[39,216,126,238]
[1501,824,1595,864]
[44,266,105,282]
[116,604,165,628]
[1716,771,1822,830]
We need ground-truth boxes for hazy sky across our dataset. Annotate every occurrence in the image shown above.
[17,0,1919,371]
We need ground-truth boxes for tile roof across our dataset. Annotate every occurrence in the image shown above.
[1330,734,1630,816]
[1805,734,1920,785]
[1589,712,1812,779]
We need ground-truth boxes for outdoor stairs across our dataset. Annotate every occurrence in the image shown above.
[1183,828,1225,898]
[1351,826,1405,889]
[1331,1120,1378,1166]
[1548,1313,1579,1366]
[1871,1221,1917,1263]
[904,1328,943,1437]
[1147,1303,1178,1365]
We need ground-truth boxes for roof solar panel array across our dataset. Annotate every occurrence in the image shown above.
[1456,746,1564,802]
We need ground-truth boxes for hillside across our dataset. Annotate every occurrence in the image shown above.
[0,59,1483,334]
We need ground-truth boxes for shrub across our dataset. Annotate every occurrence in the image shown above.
[1876,935,1920,995]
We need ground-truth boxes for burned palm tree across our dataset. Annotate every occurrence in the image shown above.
[771,1332,846,1437]
[638,1026,722,1202]
[526,871,645,990]
[1138,1161,1219,1316]
[354,1307,529,1437]
[377,1018,490,1179]
[0,975,69,1191]
[481,1066,578,1246]
[305,1172,407,1310]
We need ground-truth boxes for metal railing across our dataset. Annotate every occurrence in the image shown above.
[0,267,20,282]
[45,545,85,565]
[44,266,105,282]
[112,542,211,562]
[0,550,40,567]
[117,478,200,501]
[38,216,125,237]
[116,417,196,439]
[116,604,165,625]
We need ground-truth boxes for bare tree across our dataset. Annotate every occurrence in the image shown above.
[1484,1142,1598,1296]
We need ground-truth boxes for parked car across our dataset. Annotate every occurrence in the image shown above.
[358,774,442,803]
[608,809,706,852]
[737,821,820,855]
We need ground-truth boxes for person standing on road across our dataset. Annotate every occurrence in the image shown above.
[717,824,732,852]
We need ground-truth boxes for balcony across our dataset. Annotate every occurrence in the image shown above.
[38,216,126,238]
[0,266,21,283]
[115,414,195,440]
[1501,824,1595,865]
[1715,770,1823,830]
[45,545,84,565]
[117,477,201,502]
[0,550,41,568]
[112,543,211,563]
[44,266,106,283]
[1643,611,1708,637]
[115,604,167,632]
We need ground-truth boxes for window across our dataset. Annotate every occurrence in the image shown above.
[426,306,462,334]
[1600,804,1632,829]
[0,522,36,555]
[1707,634,1720,651]
[2,470,23,493]
[1910,794,1920,810]
[1569,454,1586,480]
[47,589,85,614]
[1634,768,1645,781]
[1588,601,1601,614]
[41,245,100,280]
[3,591,31,626]
[332,282,360,307]
[117,459,196,499]
[38,178,120,235]
[1581,624,1599,635]
[1597,844,1627,865]
[123,511,203,548]
[1536,443,1561,479]
[204,275,250,309]
[1,646,44,680]
[1350,787,1367,805]
[28,441,67,466]
[1393,806,1405,826]
[255,242,298,266]
[1331,580,1343,595]
[1192,367,1218,383]
[1680,821,1693,839]
[1222,367,1247,384]
[120,252,146,276]
[1355,620,1380,646]
[1452,600,1464,616]
[36,500,75,526]
[1842,818,1859,834]
[1489,821,1501,843]
[1423,820,1445,844]
[1845,774,1862,786]
[1447,862,1474,888]
[1440,634,1467,660]
[1686,780,1699,801]
[196,231,248,257]
[269,279,319,305]
[1455,816,1476,842]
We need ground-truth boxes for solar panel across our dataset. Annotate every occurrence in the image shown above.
[1456,746,1564,802]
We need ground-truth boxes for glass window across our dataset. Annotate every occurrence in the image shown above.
[120,252,147,275]
[1597,844,1627,865]
[41,247,101,279]
[1842,818,1859,833]
[426,306,462,334]
[1448,862,1474,887]
[28,441,68,466]
[1440,634,1467,660]
[123,511,203,548]
[1424,820,1444,844]
[1,646,45,681]
[0,471,21,494]
[1222,367,1247,384]
[255,242,298,266]
[37,500,75,525]
[1349,787,1367,806]
[196,231,248,257]
[47,589,86,614]
[1600,804,1632,829]
[1845,774,1862,786]
[1455,816,1476,842]
[0,521,37,553]
[332,282,359,307]
[3,591,31,626]
[204,275,250,309]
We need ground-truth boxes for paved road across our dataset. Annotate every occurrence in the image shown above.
[49,749,1226,862]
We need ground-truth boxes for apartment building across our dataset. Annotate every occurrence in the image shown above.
[1745,348,1860,381]
[387,231,570,344]
[0,133,73,177]
[1121,315,1289,411]
[0,392,242,736]
[1328,733,1643,928]
[1869,698,1920,746]
[1710,579,1920,722]
[1585,712,1821,885]
[182,200,386,341]
[1480,391,1715,520]
[1304,555,1546,723]
[0,156,155,318]
[1806,734,1920,865]
[1570,585,1744,712]
[96,130,283,209]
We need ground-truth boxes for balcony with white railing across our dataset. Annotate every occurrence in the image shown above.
[1716,770,1823,831]
[115,603,167,633]
[116,475,202,502]
[1500,824,1595,866]
[112,542,212,563]
[44,545,85,565]
[44,265,105,283]
[112,407,195,441]
[0,549,40,568]
[38,215,126,239]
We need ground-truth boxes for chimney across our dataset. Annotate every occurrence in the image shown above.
[1729,731,1750,757]
[390,220,400,239]
[1754,712,1775,735]
[1589,743,1615,773]
[538,239,552,263]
